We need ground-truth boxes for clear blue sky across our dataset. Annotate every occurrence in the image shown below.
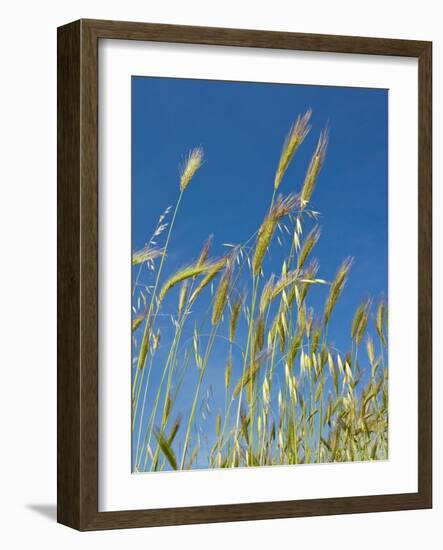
[131,76,388,470]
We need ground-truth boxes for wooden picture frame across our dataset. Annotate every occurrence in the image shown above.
[57,18,432,530]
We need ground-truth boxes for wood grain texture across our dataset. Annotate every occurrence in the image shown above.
[417,41,432,506]
[57,19,432,531]
[83,18,429,56]
[57,20,81,529]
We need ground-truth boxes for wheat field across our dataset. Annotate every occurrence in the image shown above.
[131,109,388,473]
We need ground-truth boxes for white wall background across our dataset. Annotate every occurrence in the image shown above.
[0,1,440,547]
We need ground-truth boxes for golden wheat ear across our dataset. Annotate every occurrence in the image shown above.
[324,256,353,325]
[253,193,299,274]
[301,127,329,208]
[196,234,213,267]
[229,294,244,343]
[376,298,387,347]
[351,298,372,346]
[179,147,204,191]
[212,263,233,326]
[189,256,227,303]
[297,225,321,270]
[158,260,215,303]
[274,109,312,190]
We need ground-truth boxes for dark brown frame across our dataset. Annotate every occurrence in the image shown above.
[57,18,432,531]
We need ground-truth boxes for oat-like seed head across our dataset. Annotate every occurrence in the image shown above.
[132,246,164,266]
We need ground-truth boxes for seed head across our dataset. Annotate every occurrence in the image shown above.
[324,257,353,325]
[179,147,204,192]
[274,110,312,190]
[253,193,299,274]
[300,128,329,207]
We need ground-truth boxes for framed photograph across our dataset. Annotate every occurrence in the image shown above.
[57,19,432,530]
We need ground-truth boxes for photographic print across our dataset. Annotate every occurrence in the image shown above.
[57,20,432,529]
[131,77,388,473]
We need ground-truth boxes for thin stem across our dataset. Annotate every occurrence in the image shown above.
[180,327,219,469]
[135,191,183,374]
[232,274,259,466]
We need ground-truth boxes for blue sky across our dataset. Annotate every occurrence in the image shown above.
[131,76,388,470]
